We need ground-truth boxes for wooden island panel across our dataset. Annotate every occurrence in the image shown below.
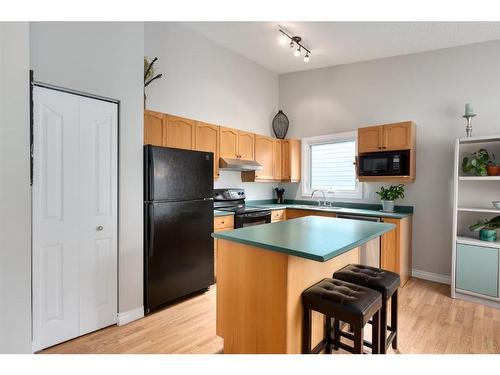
[216,239,360,354]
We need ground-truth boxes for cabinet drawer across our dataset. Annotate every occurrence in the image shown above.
[456,243,499,298]
[271,209,286,222]
[214,215,234,231]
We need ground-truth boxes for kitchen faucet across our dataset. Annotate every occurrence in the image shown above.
[311,189,327,206]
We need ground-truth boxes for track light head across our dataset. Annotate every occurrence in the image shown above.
[279,28,311,64]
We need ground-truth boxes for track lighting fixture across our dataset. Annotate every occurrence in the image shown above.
[278,26,311,63]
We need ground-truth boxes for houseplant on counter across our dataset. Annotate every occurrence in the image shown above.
[376,184,405,212]
[462,148,496,176]
[469,216,500,242]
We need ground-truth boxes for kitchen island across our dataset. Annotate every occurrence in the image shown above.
[212,216,395,354]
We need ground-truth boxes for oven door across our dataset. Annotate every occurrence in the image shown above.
[234,211,272,228]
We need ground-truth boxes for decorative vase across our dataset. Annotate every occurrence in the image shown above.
[479,228,497,242]
[381,200,395,212]
[487,165,500,176]
[272,110,289,139]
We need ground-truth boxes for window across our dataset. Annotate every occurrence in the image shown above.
[302,131,362,199]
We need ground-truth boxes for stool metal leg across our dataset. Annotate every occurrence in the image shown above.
[325,316,332,354]
[371,310,380,354]
[391,290,398,350]
[302,307,312,354]
[380,301,387,354]
[333,318,340,350]
[353,326,364,354]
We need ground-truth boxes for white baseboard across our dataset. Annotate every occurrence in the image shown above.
[117,306,144,326]
[412,269,451,285]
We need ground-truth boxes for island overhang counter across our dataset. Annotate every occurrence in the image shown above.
[212,216,395,354]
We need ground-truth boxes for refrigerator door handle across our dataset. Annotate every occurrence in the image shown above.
[148,204,155,258]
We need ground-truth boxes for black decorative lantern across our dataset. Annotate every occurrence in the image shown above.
[272,110,289,139]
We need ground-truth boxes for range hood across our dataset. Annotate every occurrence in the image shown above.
[219,157,263,171]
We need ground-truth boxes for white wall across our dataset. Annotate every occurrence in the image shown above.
[280,40,500,278]
[144,22,281,199]
[30,22,145,315]
[0,22,32,354]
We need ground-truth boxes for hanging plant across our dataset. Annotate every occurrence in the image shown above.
[144,57,163,108]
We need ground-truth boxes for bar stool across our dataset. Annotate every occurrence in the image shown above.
[333,264,400,354]
[301,278,382,354]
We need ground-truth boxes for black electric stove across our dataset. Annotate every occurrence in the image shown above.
[214,188,271,228]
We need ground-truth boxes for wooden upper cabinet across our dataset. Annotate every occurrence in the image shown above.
[253,135,275,181]
[273,139,282,180]
[383,122,414,151]
[237,130,255,160]
[358,121,415,153]
[289,139,301,182]
[282,140,291,180]
[195,121,220,179]
[144,110,166,146]
[282,139,301,182]
[219,126,239,159]
[358,125,382,153]
[165,115,196,150]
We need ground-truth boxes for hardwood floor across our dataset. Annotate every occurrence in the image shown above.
[41,278,500,354]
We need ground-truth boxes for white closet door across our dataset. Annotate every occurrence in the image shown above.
[32,87,118,351]
[33,88,81,351]
[78,97,117,336]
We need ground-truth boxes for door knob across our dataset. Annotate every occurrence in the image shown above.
[96,226,104,231]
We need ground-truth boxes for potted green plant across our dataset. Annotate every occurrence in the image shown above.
[376,184,405,212]
[462,148,495,176]
[486,154,500,176]
[469,216,500,242]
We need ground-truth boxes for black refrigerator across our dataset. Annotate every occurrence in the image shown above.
[144,145,214,314]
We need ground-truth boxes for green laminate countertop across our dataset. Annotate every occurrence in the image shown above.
[212,216,395,262]
[214,210,235,217]
[245,202,412,219]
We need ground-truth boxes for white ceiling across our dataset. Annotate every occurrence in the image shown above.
[181,22,500,74]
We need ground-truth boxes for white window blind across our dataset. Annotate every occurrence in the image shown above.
[310,140,356,191]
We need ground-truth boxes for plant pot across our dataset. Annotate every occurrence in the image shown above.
[479,228,497,242]
[381,200,395,212]
[487,165,500,176]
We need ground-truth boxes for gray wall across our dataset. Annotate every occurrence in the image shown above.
[0,22,32,354]
[144,22,283,199]
[30,22,145,314]
[280,40,500,278]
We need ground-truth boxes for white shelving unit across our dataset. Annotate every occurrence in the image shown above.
[452,135,500,308]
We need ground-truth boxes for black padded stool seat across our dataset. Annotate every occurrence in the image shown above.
[301,278,382,354]
[333,264,400,354]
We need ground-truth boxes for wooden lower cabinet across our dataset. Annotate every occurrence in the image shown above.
[213,215,234,279]
[271,209,286,222]
[285,209,336,220]
[381,216,412,286]
[280,209,412,286]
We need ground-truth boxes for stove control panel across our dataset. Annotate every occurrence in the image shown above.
[214,188,246,201]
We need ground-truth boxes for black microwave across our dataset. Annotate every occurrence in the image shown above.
[358,151,410,176]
